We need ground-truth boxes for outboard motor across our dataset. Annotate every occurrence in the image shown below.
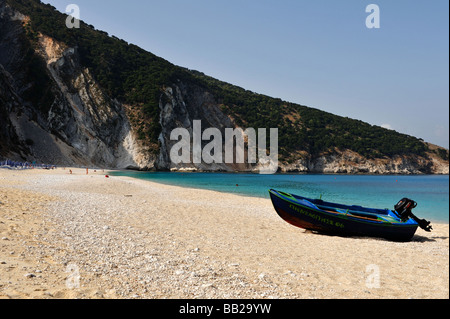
[395,198,433,232]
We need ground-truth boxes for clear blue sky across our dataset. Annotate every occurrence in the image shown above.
[42,0,449,148]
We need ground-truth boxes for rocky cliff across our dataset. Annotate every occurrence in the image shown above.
[0,0,448,174]
[0,3,151,169]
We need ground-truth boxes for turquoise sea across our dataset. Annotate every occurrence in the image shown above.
[110,172,449,223]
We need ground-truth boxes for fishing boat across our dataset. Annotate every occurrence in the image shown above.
[269,189,432,242]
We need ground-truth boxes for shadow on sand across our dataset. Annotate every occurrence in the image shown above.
[305,229,447,243]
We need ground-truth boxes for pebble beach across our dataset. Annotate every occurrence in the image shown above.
[0,168,448,299]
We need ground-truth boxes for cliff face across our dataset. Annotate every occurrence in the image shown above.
[157,82,256,172]
[0,1,253,171]
[0,3,240,170]
[0,63,23,157]
[0,3,152,168]
[280,149,449,175]
[0,6,28,158]
[0,1,448,174]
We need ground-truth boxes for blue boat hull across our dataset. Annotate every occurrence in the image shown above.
[269,189,419,242]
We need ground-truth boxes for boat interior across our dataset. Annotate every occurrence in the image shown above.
[275,190,401,222]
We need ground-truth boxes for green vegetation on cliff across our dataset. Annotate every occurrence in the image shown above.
[6,0,431,161]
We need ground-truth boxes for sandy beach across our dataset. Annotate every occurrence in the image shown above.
[0,168,448,299]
